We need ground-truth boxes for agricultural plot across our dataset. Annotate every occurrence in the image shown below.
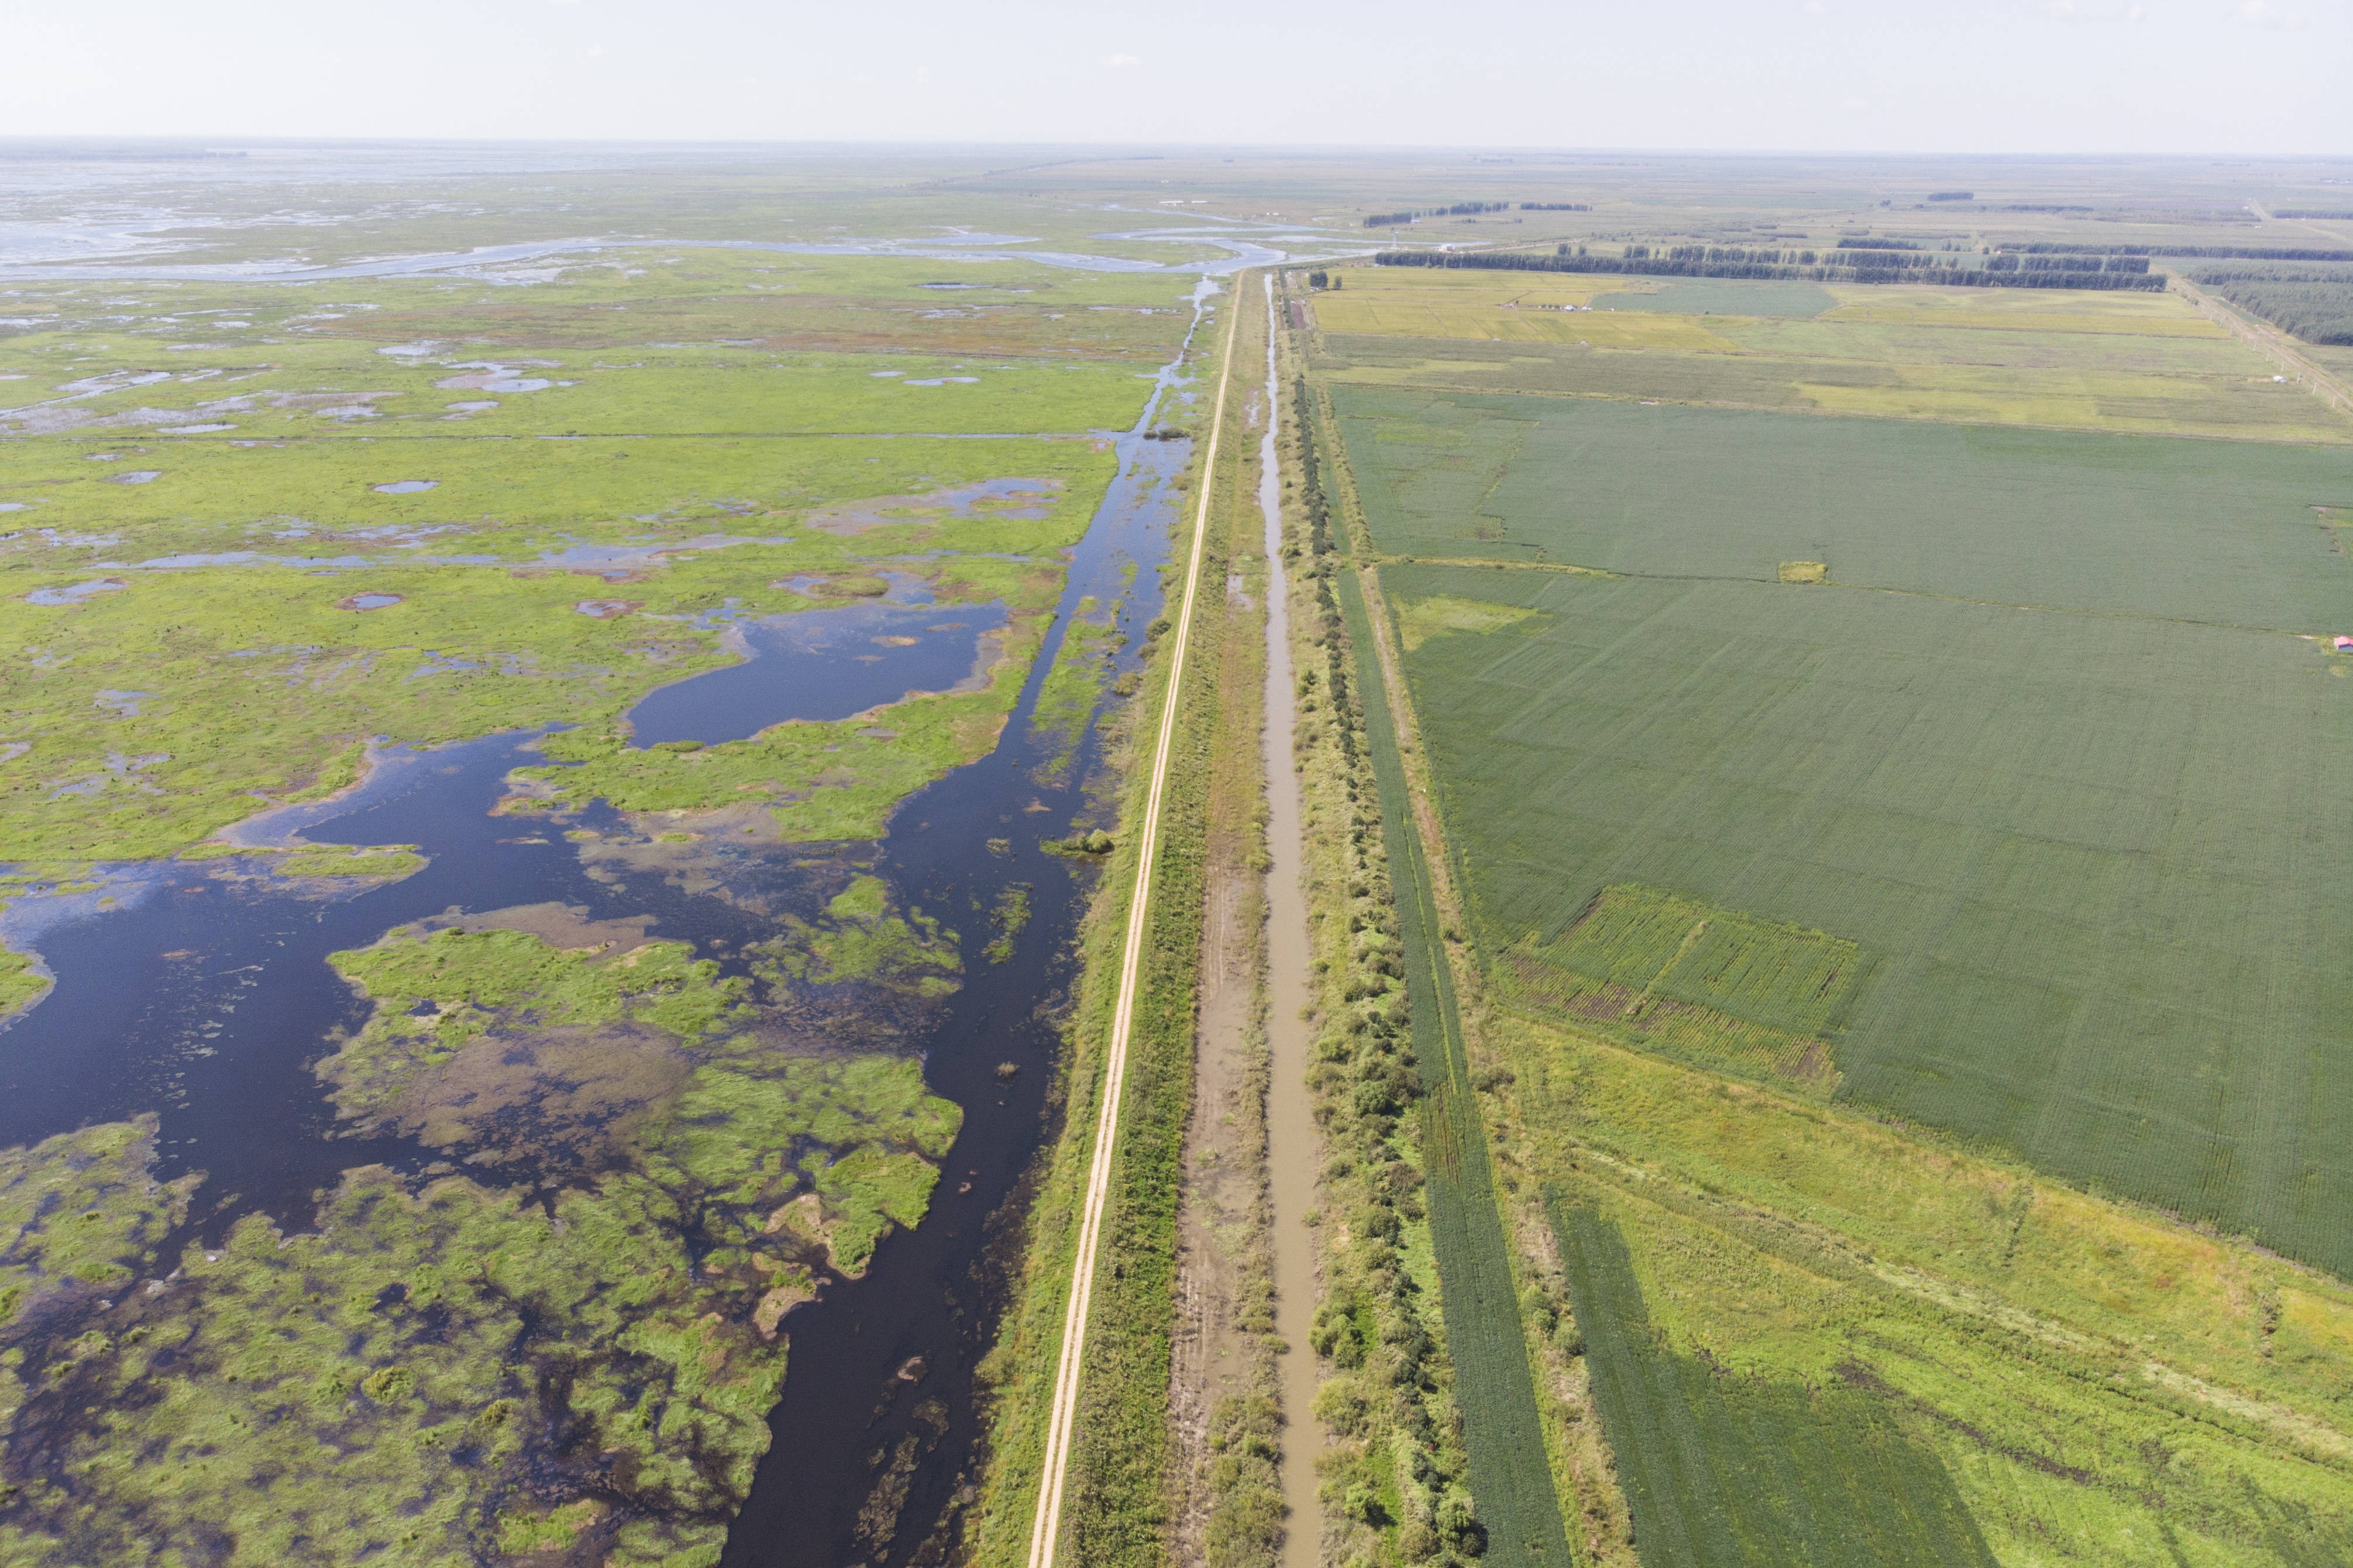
[1382,558,2353,1278]
[1497,884,1861,1093]
[1311,268,2353,442]
[1546,1194,1998,1568]
[1336,568,1574,1568]
[1332,390,2353,628]
[1500,1021,2353,1566]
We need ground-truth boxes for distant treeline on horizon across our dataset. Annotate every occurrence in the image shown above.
[1372,246,2166,291]
[1364,201,1591,228]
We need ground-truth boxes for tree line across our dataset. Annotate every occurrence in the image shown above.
[1988,253,2149,274]
[1375,249,2164,291]
[1363,201,1517,228]
[2010,241,2353,262]
[2188,265,2353,344]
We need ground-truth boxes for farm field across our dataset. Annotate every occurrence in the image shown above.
[1293,227,2353,1565]
[1380,560,2353,1273]
[1310,267,2353,442]
[1331,390,2353,626]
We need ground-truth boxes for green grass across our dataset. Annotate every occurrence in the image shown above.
[1484,1009,2353,1567]
[1385,558,2353,1277]
[1333,390,2353,626]
[1546,1193,1998,1568]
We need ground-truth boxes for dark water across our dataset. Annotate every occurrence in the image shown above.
[0,284,1211,1564]
[720,370,1198,1567]
[624,598,1009,748]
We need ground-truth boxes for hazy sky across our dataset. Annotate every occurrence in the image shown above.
[1,0,2346,154]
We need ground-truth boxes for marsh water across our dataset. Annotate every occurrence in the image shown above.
[0,288,1211,1566]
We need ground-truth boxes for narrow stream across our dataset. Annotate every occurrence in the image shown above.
[1258,274,1326,1568]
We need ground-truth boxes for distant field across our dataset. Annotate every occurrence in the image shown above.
[1381,559,2353,1276]
[1332,389,2353,627]
[1314,268,2352,442]
[1589,278,1837,318]
[1313,281,1740,350]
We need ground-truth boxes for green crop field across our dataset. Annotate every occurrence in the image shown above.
[1377,557,2353,1274]
[1332,389,2353,627]
[1546,1193,1998,1568]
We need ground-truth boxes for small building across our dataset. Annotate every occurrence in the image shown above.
[2336,635,2353,652]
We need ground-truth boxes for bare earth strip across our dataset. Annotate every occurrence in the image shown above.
[1026,279,1245,1568]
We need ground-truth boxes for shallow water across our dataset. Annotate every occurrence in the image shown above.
[23,577,123,605]
[621,599,1008,746]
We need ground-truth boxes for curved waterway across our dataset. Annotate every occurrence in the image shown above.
[0,284,1218,1564]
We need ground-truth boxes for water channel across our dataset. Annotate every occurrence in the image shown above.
[0,284,1220,1565]
[1256,275,1325,1568]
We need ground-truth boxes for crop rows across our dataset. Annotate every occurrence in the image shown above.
[1336,568,1573,1568]
[1384,554,2353,1277]
[1546,1193,2000,1568]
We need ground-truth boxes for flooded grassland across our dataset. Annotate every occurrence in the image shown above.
[0,229,1222,1567]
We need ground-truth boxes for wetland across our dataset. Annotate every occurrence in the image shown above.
[0,149,1253,1567]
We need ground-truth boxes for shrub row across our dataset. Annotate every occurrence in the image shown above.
[1371,250,2166,292]
[1283,382,1487,1568]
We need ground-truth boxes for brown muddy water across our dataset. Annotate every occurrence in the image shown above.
[1257,275,1325,1568]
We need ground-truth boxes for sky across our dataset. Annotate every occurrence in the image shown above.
[0,0,2347,155]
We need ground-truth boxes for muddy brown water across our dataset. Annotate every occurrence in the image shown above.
[1257,275,1325,1568]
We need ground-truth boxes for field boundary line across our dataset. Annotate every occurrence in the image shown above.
[1024,273,1244,1568]
[1312,371,2353,446]
[1365,552,2331,638]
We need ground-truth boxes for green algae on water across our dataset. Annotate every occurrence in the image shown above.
[747,874,961,1000]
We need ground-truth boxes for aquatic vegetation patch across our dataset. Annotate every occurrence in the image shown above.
[0,949,48,1027]
[1027,600,1120,787]
[0,436,1105,861]
[524,611,1042,843]
[0,1046,959,1565]
[747,874,961,1000]
[322,928,752,1129]
[981,883,1032,966]
[277,845,426,879]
